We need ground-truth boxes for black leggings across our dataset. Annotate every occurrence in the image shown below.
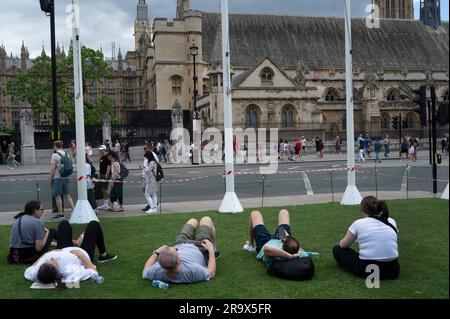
[332,246,400,280]
[56,220,107,261]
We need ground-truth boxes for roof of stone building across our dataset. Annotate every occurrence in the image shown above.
[202,13,449,70]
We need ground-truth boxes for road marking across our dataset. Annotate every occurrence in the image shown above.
[301,172,314,195]
[400,166,411,193]
[288,166,301,170]
[0,190,34,194]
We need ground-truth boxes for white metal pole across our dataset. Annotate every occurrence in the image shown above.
[219,0,243,213]
[341,0,362,205]
[69,0,98,223]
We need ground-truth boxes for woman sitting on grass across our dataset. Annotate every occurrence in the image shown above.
[333,196,400,280]
[24,221,116,284]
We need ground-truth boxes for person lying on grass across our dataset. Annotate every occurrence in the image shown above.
[243,209,303,266]
[142,216,219,284]
[24,221,117,284]
[333,196,400,280]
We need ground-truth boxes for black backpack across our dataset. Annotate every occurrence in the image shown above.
[56,152,73,177]
[267,257,315,281]
[154,162,164,181]
[119,162,129,179]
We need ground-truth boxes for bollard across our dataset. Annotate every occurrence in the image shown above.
[375,165,378,198]
[159,182,162,215]
[36,182,40,201]
[329,166,335,203]
[261,175,265,208]
[406,164,410,199]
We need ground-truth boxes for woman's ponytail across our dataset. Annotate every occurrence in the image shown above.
[377,200,389,220]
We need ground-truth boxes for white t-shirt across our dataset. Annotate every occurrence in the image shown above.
[348,217,399,261]
[24,247,97,283]
[85,164,94,189]
[50,150,67,179]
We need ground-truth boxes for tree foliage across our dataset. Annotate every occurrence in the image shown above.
[6,46,115,125]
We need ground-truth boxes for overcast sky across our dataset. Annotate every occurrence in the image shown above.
[0,0,448,59]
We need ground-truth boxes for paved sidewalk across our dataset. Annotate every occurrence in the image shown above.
[1,152,436,177]
[0,191,442,226]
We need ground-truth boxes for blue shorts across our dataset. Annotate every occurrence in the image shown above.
[253,224,291,253]
[52,178,69,197]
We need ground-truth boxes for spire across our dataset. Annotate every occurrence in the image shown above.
[421,0,441,29]
[136,0,148,24]
[0,45,6,71]
[61,45,66,58]
[117,46,123,70]
[41,44,46,57]
[21,41,28,71]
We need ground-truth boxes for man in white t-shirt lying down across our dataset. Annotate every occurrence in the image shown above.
[333,196,400,280]
[142,217,219,284]
[24,221,117,285]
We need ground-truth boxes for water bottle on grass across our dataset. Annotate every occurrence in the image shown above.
[152,280,170,289]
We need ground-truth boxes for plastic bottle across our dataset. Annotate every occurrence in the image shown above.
[90,273,104,284]
[152,280,170,289]
[299,251,321,258]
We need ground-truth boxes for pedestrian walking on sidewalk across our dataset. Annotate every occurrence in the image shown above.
[335,136,342,154]
[374,137,382,163]
[6,142,20,169]
[70,140,77,164]
[143,151,158,215]
[107,151,124,212]
[358,138,365,162]
[49,140,75,219]
[85,154,97,211]
[383,135,390,158]
[97,145,111,210]
[315,137,324,159]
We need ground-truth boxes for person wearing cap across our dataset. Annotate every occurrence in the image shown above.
[97,145,111,210]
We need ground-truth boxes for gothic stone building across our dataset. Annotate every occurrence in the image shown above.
[137,0,448,140]
[1,0,448,141]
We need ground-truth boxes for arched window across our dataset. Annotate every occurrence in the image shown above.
[387,88,399,101]
[281,105,295,128]
[260,67,274,83]
[245,105,259,129]
[405,112,415,129]
[381,112,390,129]
[443,89,449,102]
[170,75,183,95]
[325,88,338,102]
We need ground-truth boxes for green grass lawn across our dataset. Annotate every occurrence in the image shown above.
[0,199,448,299]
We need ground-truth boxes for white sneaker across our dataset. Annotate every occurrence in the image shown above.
[145,208,158,215]
[97,204,109,210]
[243,241,256,252]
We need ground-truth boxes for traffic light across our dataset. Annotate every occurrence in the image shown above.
[40,0,51,13]
[412,85,427,127]
[392,116,399,130]
[437,102,449,126]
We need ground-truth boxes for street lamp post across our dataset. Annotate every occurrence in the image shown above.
[39,0,59,141]
[190,42,200,165]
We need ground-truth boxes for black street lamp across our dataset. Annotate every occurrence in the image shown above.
[190,42,199,120]
[40,0,59,141]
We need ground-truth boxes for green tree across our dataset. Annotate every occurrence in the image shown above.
[6,46,115,125]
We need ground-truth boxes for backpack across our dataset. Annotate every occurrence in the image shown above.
[56,152,73,177]
[268,257,315,281]
[90,164,97,178]
[119,162,129,179]
[154,162,164,181]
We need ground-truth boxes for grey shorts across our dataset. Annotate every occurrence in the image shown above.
[52,178,69,197]
[174,224,215,246]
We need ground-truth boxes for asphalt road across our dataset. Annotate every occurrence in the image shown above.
[0,160,448,213]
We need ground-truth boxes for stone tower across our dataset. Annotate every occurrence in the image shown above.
[118,47,123,70]
[420,0,441,29]
[134,0,151,50]
[177,0,190,19]
[0,45,7,72]
[374,0,414,19]
[20,41,29,71]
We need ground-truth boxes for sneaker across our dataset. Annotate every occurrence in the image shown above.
[52,214,65,220]
[215,251,222,259]
[243,241,256,252]
[97,204,109,210]
[142,205,150,212]
[98,253,117,263]
[145,208,158,215]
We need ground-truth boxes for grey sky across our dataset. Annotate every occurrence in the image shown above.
[0,0,447,59]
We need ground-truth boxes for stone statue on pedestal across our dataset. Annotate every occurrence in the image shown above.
[20,108,36,165]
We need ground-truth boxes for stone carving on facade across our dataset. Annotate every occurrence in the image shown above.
[401,68,408,79]
[20,108,35,146]
[328,67,336,78]
[424,69,435,87]
[363,70,379,98]
[171,99,183,126]
[376,68,384,79]
[353,67,361,77]
[293,60,309,88]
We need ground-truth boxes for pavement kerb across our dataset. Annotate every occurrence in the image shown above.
[0,156,406,177]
